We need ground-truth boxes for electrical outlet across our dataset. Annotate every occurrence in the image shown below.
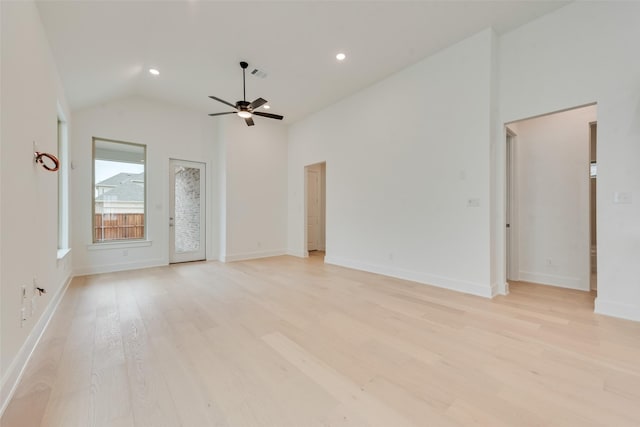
[20,307,27,327]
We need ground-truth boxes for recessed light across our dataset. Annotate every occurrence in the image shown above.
[336,53,346,61]
[263,105,271,109]
[148,68,160,76]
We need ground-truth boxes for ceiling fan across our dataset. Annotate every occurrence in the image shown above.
[208,61,284,126]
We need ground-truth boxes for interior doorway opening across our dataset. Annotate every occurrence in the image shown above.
[505,104,597,293]
[305,162,326,258]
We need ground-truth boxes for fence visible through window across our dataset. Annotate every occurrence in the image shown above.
[92,137,146,243]
[94,213,145,241]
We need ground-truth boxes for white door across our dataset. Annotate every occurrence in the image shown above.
[307,168,321,251]
[506,131,518,281]
[169,159,206,263]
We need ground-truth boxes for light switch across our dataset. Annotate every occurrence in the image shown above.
[613,191,632,204]
[467,198,480,207]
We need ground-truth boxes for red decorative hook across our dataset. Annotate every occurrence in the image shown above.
[34,152,60,172]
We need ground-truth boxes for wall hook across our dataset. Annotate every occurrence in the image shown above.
[34,151,60,172]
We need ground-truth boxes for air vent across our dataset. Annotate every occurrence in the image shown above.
[251,68,268,79]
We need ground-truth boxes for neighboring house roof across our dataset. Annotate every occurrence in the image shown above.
[96,181,144,202]
[96,172,144,187]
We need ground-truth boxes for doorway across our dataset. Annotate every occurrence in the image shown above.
[169,159,206,263]
[305,162,326,256]
[504,104,597,292]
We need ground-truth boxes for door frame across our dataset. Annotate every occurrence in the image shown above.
[304,162,326,257]
[589,121,597,291]
[169,158,206,263]
[500,103,597,294]
[505,128,519,283]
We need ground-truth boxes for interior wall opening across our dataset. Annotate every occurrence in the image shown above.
[305,162,326,259]
[505,104,597,295]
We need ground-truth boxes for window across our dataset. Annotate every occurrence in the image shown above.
[93,138,146,243]
[57,115,69,254]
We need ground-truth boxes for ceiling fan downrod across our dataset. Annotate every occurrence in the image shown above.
[240,61,248,102]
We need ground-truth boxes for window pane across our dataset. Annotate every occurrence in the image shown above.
[93,139,146,242]
[174,166,201,253]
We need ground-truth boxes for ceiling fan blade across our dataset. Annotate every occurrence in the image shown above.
[209,96,236,109]
[245,117,255,126]
[208,111,236,117]
[253,111,284,120]
[249,97,267,110]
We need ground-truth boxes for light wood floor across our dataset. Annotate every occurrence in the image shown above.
[2,254,640,426]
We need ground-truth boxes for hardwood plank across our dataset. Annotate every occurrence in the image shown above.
[3,255,640,426]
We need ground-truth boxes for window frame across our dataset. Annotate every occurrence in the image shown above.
[92,137,147,244]
[57,109,70,257]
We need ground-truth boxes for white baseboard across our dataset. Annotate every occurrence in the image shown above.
[74,258,166,276]
[324,255,493,298]
[518,270,588,291]
[502,281,510,295]
[286,250,308,258]
[0,274,73,417]
[595,298,640,322]
[223,249,287,262]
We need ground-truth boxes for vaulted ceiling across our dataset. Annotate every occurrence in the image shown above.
[37,1,569,123]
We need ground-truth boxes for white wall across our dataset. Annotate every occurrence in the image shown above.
[289,29,497,297]
[219,116,288,261]
[513,105,596,290]
[497,1,640,320]
[71,96,218,274]
[0,0,72,411]
[70,84,288,271]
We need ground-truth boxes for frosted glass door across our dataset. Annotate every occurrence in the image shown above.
[169,159,206,263]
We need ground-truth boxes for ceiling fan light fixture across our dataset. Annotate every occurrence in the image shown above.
[208,61,284,126]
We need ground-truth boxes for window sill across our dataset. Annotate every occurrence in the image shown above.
[57,248,71,260]
[87,240,152,251]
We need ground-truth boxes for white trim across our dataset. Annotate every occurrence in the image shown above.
[502,281,510,295]
[223,250,287,262]
[87,239,152,250]
[0,275,73,417]
[74,258,165,276]
[56,248,71,260]
[518,270,588,291]
[490,282,502,297]
[594,298,640,322]
[287,250,309,258]
[324,255,494,298]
